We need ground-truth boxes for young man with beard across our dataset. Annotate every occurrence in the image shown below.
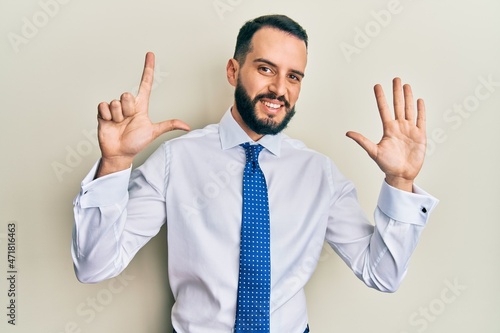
[72,15,438,333]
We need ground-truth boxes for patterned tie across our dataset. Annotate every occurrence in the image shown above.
[234,143,271,333]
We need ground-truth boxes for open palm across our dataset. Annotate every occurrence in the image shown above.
[346,78,426,191]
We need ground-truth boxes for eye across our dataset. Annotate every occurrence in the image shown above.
[259,66,273,74]
[288,73,301,82]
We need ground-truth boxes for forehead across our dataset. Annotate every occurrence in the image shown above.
[246,27,307,71]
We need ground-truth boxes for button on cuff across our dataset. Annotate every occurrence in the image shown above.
[378,181,439,225]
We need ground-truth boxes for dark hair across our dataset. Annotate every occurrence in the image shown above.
[233,15,308,65]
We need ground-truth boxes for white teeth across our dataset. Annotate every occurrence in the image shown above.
[263,101,281,109]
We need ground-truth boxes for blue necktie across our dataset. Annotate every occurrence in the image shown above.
[234,143,271,333]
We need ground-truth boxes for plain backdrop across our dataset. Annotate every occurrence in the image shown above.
[1,0,499,332]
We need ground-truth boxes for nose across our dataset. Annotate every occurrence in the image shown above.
[268,74,287,98]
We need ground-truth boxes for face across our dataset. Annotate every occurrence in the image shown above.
[227,27,307,139]
[234,76,295,135]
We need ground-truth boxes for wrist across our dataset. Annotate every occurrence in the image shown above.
[385,175,413,192]
[95,156,133,178]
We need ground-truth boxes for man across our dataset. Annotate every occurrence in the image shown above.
[72,15,438,332]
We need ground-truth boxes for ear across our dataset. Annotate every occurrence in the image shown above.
[226,58,239,87]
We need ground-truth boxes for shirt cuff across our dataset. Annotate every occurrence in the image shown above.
[377,181,439,226]
[75,159,132,208]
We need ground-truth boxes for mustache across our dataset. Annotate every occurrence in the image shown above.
[254,93,291,109]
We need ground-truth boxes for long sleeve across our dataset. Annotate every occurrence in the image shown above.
[69,108,440,331]
[72,145,168,283]
[326,165,438,293]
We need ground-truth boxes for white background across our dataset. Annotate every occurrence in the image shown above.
[1,0,499,332]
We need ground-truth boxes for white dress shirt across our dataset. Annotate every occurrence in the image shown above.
[72,107,438,333]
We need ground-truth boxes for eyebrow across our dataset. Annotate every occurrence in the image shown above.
[253,58,305,79]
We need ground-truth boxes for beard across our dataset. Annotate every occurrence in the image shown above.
[234,77,296,136]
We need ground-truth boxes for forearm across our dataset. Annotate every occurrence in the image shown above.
[327,180,438,292]
[72,161,133,283]
[358,182,438,291]
[72,202,130,283]
[355,209,424,292]
[72,147,169,283]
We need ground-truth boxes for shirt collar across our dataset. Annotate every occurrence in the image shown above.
[219,106,283,157]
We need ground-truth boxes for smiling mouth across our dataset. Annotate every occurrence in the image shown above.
[261,100,283,113]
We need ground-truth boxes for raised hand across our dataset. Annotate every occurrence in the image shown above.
[346,78,426,192]
[96,52,190,177]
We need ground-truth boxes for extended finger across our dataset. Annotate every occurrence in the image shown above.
[374,83,391,127]
[346,131,377,160]
[97,102,112,121]
[109,99,124,122]
[154,119,191,138]
[121,92,135,117]
[416,98,426,131]
[137,52,155,101]
[403,84,415,122]
[392,77,404,120]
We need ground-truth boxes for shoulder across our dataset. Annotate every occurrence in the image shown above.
[280,134,346,181]
[162,123,220,151]
[279,134,351,198]
[280,134,330,162]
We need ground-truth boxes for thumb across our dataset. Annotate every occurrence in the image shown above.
[346,131,377,159]
[153,119,191,138]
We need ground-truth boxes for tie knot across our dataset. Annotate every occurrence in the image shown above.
[241,143,263,164]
